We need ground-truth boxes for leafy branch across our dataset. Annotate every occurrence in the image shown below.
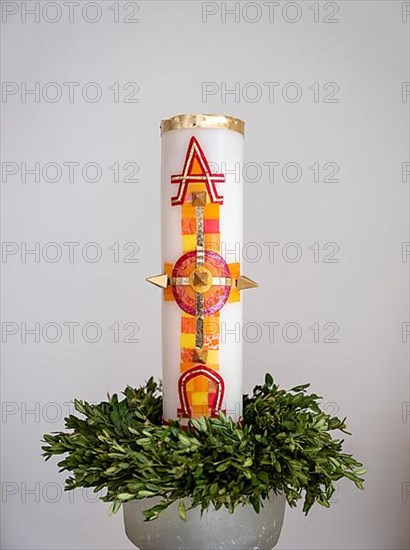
[42,374,366,521]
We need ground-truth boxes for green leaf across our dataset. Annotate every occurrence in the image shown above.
[117,493,134,501]
[216,462,230,472]
[290,383,310,392]
[178,433,194,447]
[178,500,187,521]
[109,501,122,515]
[265,373,274,387]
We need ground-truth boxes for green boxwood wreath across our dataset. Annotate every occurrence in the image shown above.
[42,374,366,521]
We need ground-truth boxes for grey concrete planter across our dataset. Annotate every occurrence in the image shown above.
[123,492,286,550]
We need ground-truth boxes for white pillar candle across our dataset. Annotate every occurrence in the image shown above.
[147,114,257,423]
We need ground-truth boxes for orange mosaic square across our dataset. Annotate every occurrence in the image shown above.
[181,217,196,235]
[204,233,220,253]
[180,362,195,373]
[186,183,206,197]
[229,262,240,277]
[181,348,195,363]
[191,377,209,391]
[182,203,196,219]
[191,403,208,416]
[164,262,174,301]
[204,204,220,219]
[204,313,220,349]
[229,262,240,303]
[204,332,219,349]
[181,315,196,334]
[204,313,220,336]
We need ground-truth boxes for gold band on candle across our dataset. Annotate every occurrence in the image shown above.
[160,113,245,136]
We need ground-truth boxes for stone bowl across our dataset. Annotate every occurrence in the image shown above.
[123,492,286,550]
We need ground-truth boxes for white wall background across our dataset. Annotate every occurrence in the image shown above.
[1,1,409,549]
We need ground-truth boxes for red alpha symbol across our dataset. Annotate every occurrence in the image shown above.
[170,136,225,205]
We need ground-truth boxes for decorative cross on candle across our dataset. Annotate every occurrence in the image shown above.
[148,116,256,421]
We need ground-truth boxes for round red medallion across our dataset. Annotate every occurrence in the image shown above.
[171,251,231,316]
